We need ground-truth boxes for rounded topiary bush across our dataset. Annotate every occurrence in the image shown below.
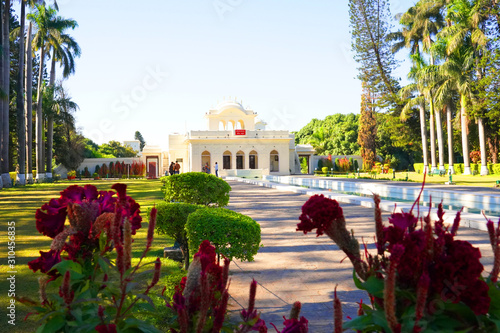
[186,207,261,261]
[153,202,203,269]
[161,172,231,207]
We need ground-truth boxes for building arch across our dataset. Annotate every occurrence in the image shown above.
[219,120,226,130]
[201,151,211,173]
[237,120,245,129]
[236,150,245,169]
[270,150,279,172]
[249,150,258,169]
[223,150,232,169]
[228,120,236,131]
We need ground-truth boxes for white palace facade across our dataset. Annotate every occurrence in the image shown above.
[141,100,316,178]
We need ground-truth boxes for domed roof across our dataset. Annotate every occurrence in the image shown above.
[215,100,245,113]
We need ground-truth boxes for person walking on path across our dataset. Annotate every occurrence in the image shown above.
[169,162,175,176]
[174,161,181,174]
[214,162,219,177]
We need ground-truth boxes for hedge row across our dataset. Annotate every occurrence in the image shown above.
[413,163,500,175]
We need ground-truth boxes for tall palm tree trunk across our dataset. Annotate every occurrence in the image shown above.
[1,0,11,187]
[16,0,26,185]
[35,46,45,181]
[478,117,489,175]
[0,1,4,189]
[460,95,471,175]
[429,104,437,172]
[46,53,56,178]
[419,102,429,172]
[435,105,445,171]
[446,104,455,174]
[25,21,33,182]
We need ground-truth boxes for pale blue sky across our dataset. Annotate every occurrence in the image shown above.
[28,0,415,147]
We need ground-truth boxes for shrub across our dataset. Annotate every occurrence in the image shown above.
[470,150,481,163]
[324,158,334,170]
[100,163,108,177]
[413,163,425,174]
[493,164,500,175]
[321,167,329,173]
[339,157,350,172]
[109,162,114,177]
[186,207,261,261]
[488,164,494,175]
[161,172,231,207]
[471,163,479,174]
[353,159,359,171]
[67,170,76,179]
[83,166,90,178]
[349,157,354,171]
[153,202,203,269]
[92,172,99,180]
[317,158,324,169]
[334,158,340,171]
[455,163,464,174]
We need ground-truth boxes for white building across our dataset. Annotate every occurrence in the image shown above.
[142,100,315,178]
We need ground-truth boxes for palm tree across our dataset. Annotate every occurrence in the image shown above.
[0,0,12,187]
[45,19,79,178]
[439,0,489,175]
[309,127,329,155]
[28,4,76,180]
[25,21,33,182]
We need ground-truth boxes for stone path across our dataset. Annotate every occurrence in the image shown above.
[225,180,494,332]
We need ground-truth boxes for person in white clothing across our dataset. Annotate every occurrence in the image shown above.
[214,162,219,177]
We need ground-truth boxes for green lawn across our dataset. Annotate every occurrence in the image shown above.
[0,179,181,333]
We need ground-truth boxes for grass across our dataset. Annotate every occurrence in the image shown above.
[0,179,182,333]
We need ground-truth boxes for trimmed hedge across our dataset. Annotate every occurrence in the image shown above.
[153,202,203,269]
[186,207,261,262]
[161,172,231,207]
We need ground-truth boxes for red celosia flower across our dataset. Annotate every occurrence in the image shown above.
[297,195,343,236]
[95,324,117,333]
[59,271,74,305]
[28,249,61,275]
[388,211,417,232]
[272,316,308,333]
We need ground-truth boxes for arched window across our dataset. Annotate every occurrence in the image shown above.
[223,150,232,169]
[249,150,258,169]
[219,120,226,131]
[201,151,211,173]
[228,120,235,131]
[270,150,279,172]
[237,120,245,129]
[236,150,245,169]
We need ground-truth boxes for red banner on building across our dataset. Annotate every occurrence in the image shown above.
[235,129,246,135]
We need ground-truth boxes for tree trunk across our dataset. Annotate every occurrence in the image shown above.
[16,0,26,185]
[25,21,33,182]
[478,117,489,175]
[429,102,437,172]
[0,0,4,189]
[461,95,471,175]
[46,51,57,177]
[446,104,455,174]
[434,100,445,171]
[36,46,45,181]
[1,0,11,187]
[419,102,429,172]
[487,135,498,164]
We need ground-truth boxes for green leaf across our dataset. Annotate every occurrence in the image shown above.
[40,314,65,333]
[52,259,82,275]
[352,269,384,298]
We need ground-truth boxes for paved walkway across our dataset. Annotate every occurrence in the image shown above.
[225,180,494,332]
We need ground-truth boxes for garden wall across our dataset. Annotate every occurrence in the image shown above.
[55,157,141,178]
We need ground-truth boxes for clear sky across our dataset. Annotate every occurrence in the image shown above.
[27,0,415,149]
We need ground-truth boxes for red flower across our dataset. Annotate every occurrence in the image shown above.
[28,249,61,275]
[95,324,117,333]
[297,195,343,237]
[388,211,417,232]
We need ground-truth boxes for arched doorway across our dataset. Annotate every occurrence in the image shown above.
[236,150,245,169]
[223,150,232,169]
[201,151,211,173]
[270,150,279,172]
[219,120,226,130]
[249,150,258,169]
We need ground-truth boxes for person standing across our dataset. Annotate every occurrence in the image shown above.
[169,162,175,176]
[174,161,180,174]
[214,162,219,177]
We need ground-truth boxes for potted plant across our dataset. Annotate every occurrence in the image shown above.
[93,172,100,180]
